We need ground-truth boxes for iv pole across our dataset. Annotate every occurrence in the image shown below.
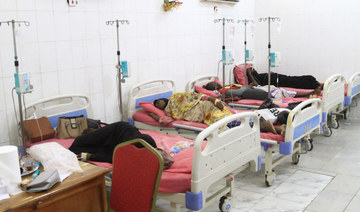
[258,17,280,99]
[237,19,254,85]
[214,17,234,101]
[0,20,31,155]
[106,19,129,121]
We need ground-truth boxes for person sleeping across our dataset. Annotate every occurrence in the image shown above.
[151,91,290,135]
[69,122,156,163]
[150,91,232,126]
[246,67,321,89]
[203,81,321,101]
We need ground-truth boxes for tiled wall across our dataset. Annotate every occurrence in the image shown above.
[0,0,255,146]
[253,0,360,82]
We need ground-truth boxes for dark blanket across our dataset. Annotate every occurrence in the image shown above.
[69,121,156,163]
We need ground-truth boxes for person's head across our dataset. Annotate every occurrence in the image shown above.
[276,111,289,125]
[203,82,223,91]
[153,98,169,110]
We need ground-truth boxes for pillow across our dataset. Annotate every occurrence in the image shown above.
[139,102,166,117]
[194,85,220,98]
[23,117,56,143]
[234,64,252,85]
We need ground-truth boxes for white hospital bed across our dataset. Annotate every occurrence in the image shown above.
[343,72,360,118]
[128,79,209,139]
[157,112,261,212]
[186,74,344,137]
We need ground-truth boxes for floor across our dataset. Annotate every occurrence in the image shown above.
[155,99,360,212]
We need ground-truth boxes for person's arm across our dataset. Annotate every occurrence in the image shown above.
[246,68,259,86]
[148,112,160,122]
[205,96,224,110]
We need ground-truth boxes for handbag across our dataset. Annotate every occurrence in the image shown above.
[23,117,56,142]
[56,115,88,139]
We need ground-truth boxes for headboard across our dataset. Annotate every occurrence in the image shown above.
[185,75,219,92]
[25,94,90,128]
[127,80,175,122]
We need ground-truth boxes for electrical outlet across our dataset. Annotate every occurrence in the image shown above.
[67,0,79,7]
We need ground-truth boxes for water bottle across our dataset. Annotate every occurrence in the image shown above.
[169,141,194,156]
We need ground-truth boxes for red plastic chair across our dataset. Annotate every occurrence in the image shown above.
[110,139,164,212]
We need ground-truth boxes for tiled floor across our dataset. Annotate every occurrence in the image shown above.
[155,100,360,212]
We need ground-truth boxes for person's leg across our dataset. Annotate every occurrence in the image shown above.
[294,86,322,98]
[241,87,269,100]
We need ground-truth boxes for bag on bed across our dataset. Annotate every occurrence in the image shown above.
[23,117,56,142]
[56,115,88,139]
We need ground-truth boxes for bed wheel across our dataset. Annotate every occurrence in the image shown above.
[265,172,275,187]
[292,152,300,164]
[219,196,232,212]
[306,139,314,151]
[331,119,339,129]
[344,109,349,119]
[323,125,332,137]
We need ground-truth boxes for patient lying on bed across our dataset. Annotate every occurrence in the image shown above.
[203,82,321,101]
[151,91,289,135]
[151,91,232,126]
[69,121,157,163]
[246,67,321,89]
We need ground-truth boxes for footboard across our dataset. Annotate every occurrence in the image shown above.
[285,98,322,143]
[189,112,261,209]
[345,72,360,105]
[322,74,346,115]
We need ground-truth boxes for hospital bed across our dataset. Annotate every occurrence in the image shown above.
[24,93,262,211]
[187,74,345,137]
[343,72,360,118]
[129,79,323,187]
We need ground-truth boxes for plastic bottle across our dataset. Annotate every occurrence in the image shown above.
[169,141,194,156]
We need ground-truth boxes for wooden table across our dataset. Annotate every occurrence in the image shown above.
[0,162,111,212]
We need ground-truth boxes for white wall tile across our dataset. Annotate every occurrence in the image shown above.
[35,0,53,11]
[17,0,36,11]
[0,0,17,10]
[56,40,73,70]
[36,11,55,42]
[58,70,75,94]
[39,41,57,71]
[41,71,59,97]
[71,40,86,68]
[54,11,71,41]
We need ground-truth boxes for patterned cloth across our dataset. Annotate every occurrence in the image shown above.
[164,92,232,126]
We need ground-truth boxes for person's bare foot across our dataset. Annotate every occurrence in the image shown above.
[260,120,277,134]
[275,124,286,136]
[309,85,322,98]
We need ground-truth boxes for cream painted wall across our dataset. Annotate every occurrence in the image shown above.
[0,0,255,146]
[253,0,360,82]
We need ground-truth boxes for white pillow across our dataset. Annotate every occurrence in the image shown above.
[28,142,83,181]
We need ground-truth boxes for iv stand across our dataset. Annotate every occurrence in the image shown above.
[106,19,129,121]
[259,17,280,99]
[238,19,254,85]
[214,17,234,101]
[0,20,31,155]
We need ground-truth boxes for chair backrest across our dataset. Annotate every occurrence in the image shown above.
[110,139,164,212]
